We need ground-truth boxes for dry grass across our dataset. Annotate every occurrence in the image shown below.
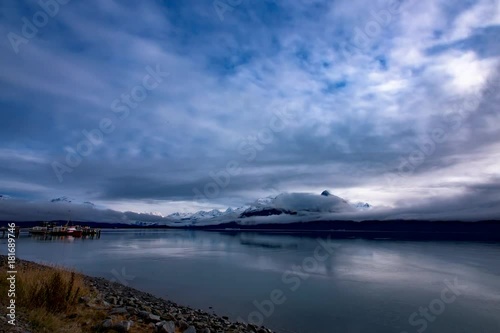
[0,260,159,333]
[0,262,108,333]
[17,264,86,313]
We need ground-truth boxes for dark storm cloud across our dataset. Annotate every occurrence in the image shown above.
[0,0,499,218]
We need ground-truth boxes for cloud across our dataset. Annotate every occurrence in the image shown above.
[1,180,499,223]
[271,192,355,213]
[0,0,498,217]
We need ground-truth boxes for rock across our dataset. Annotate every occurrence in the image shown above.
[112,320,133,332]
[138,310,150,319]
[126,306,138,315]
[161,313,176,321]
[110,307,128,315]
[156,320,176,333]
[184,326,196,333]
[148,313,161,322]
[178,320,189,331]
[102,319,113,328]
[106,296,117,304]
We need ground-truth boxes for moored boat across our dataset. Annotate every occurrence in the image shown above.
[29,225,49,235]
[67,225,83,237]
[29,222,99,238]
[50,225,69,236]
[29,222,54,235]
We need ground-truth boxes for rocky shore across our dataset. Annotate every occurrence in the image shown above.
[83,276,274,333]
[1,256,274,333]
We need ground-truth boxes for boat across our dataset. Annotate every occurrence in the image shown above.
[29,221,99,238]
[67,225,83,237]
[29,225,49,235]
[50,222,84,237]
[50,225,69,236]
[29,222,54,235]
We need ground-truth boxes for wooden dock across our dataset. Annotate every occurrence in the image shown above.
[0,226,20,238]
[0,225,101,239]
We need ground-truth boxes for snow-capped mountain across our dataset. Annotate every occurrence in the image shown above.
[190,209,223,220]
[41,190,371,225]
[272,191,354,213]
[147,211,164,217]
[176,212,192,220]
[252,196,276,208]
[353,202,372,210]
[165,190,371,224]
[166,209,227,224]
[321,190,332,196]
[225,206,249,215]
[131,221,161,226]
[168,212,186,218]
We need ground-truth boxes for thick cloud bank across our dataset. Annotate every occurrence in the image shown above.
[271,192,356,213]
[0,0,499,216]
[1,183,499,224]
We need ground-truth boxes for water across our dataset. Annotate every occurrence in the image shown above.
[3,229,500,333]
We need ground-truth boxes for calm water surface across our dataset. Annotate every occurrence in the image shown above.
[2,229,500,333]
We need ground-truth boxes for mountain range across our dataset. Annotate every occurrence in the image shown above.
[1,191,373,226]
[145,191,373,226]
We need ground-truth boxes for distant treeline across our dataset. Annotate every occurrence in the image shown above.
[195,220,500,241]
[2,219,500,241]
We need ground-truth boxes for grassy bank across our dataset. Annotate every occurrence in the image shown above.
[0,259,107,333]
[1,256,273,333]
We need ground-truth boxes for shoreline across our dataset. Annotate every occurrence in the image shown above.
[3,220,500,242]
[0,255,273,333]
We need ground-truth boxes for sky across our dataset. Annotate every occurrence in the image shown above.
[0,0,499,220]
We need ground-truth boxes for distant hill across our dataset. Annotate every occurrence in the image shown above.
[3,219,500,241]
[190,219,500,241]
[0,220,147,229]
